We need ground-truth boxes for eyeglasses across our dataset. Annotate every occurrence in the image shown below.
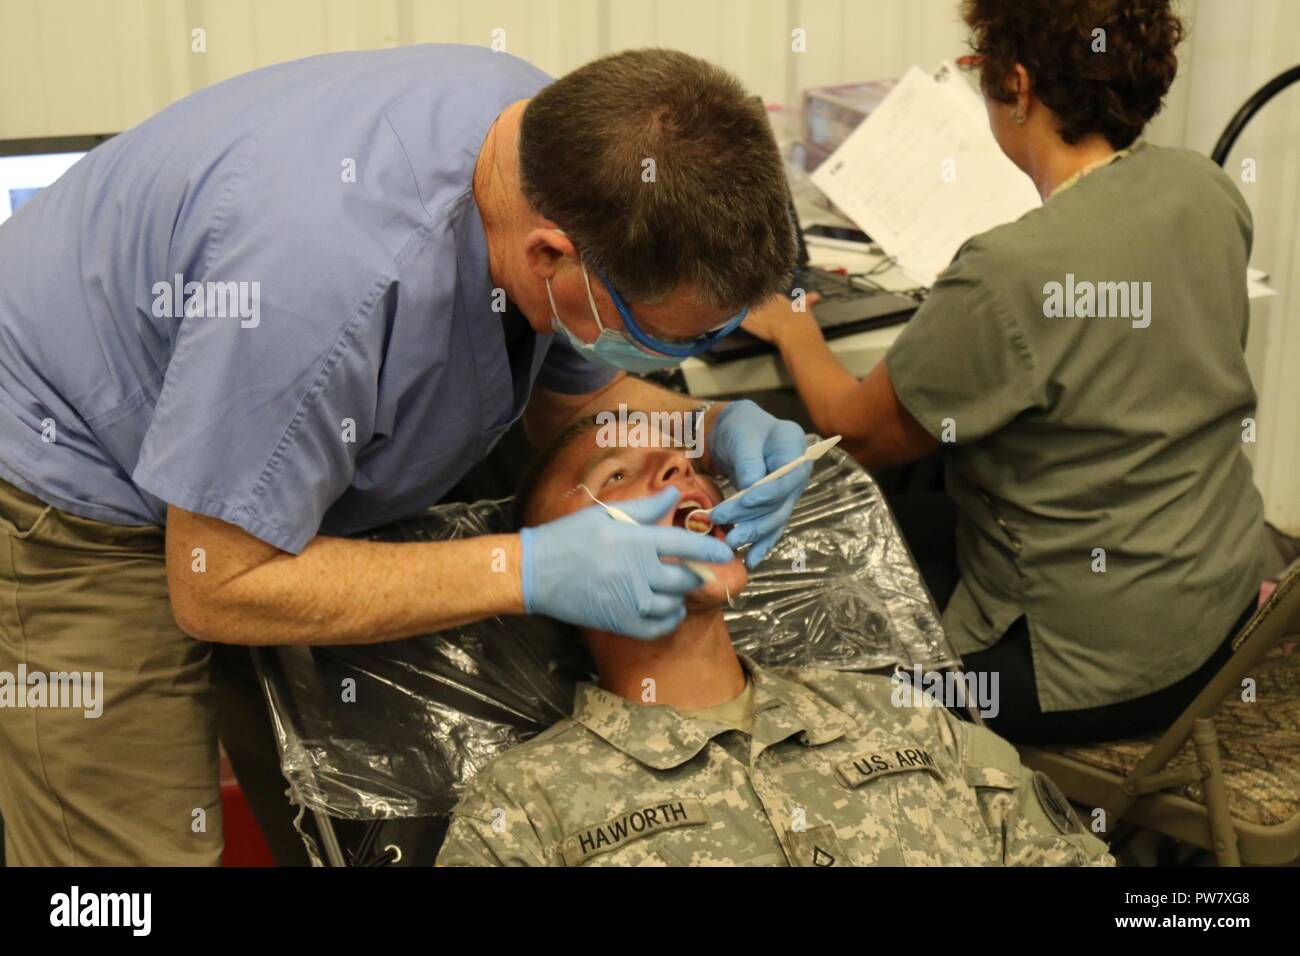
[593,267,749,358]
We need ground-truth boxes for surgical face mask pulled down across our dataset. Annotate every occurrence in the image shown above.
[544,237,684,375]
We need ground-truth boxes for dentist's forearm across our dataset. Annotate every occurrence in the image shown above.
[166,506,525,645]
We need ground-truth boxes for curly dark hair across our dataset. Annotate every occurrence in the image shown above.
[962,0,1185,149]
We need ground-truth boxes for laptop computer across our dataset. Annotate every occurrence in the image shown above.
[702,196,918,363]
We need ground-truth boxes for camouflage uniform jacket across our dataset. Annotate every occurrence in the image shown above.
[436,657,1115,867]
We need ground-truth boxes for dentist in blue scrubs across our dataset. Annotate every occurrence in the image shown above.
[0,45,807,864]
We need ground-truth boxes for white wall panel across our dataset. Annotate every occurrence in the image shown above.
[0,0,1295,524]
[1179,0,1300,531]
[0,1,45,134]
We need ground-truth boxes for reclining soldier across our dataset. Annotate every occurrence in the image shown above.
[436,414,1114,867]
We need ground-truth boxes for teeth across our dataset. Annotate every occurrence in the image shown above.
[684,510,715,534]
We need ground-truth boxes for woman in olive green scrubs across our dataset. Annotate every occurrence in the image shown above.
[744,0,1262,743]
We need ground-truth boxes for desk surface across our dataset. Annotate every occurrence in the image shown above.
[682,202,1277,398]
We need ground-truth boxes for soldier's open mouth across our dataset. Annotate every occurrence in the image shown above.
[670,498,730,542]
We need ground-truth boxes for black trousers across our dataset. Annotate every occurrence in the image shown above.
[959,604,1253,744]
[888,489,1256,745]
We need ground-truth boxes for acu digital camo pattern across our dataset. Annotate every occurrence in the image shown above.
[436,657,1115,867]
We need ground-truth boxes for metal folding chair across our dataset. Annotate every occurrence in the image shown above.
[1020,562,1300,865]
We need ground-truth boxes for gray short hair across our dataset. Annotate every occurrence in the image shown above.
[520,48,797,312]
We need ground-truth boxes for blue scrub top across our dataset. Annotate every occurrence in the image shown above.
[0,45,614,554]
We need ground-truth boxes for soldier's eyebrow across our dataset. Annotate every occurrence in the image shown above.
[580,446,626,480]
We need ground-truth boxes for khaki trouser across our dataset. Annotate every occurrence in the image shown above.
[0,476,222,865]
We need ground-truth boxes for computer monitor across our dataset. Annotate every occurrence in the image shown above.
[0,134,114,225]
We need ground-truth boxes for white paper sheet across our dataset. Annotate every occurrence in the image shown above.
[811,64,1040,287]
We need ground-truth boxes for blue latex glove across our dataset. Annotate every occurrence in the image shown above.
[706,400,813,568]
[520,487,735,640]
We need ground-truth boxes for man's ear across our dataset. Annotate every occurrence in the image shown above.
[524,227,574,281]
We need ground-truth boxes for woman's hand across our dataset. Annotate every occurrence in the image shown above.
[742,291,821,346]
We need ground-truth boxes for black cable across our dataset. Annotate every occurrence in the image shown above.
[348,819,383,866]
[361,846,400,867]
[1210,65,1300,167]
[845,259,929,301]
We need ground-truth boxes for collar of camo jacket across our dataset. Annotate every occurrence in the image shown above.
[570,656,856,769]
